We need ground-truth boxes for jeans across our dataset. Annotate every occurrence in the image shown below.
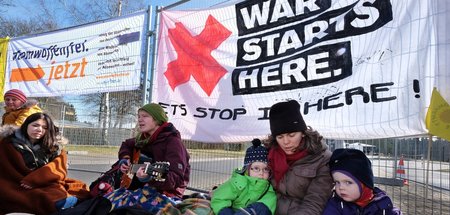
[218,202,271,215]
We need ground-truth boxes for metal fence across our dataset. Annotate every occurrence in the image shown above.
[68,134,450,214]
[184,138,450,214]
[1,98,449,214]
[1,1,447,214]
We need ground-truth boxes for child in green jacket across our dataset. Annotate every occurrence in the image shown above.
[211,139,276,215]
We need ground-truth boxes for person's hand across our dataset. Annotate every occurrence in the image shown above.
[237,202,270,215]
[218,207,234,215]
[20,183,33,189]
[119,159,130,174]
[136,166,149,179]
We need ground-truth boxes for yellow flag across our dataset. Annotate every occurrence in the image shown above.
[0,37,10,102]
[425,88,450,141]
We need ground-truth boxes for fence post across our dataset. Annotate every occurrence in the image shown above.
[60,104,66,136]
[425,135,433,198]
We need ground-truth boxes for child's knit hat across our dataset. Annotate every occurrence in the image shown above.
[243,138,269,168]
[4,89,27,103]
[329,148,374,189]
[139,103,168,125]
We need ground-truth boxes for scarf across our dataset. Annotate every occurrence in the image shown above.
[355,182,374,208]
[268,145,308,187]
[135,122,169,148]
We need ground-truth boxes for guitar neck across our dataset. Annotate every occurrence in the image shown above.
[129,163,148,174]
[124,162,170,183]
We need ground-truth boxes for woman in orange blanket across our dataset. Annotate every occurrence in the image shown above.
[0,112,91,215]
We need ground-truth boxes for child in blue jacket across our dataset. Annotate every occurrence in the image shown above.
[323,148,402,215]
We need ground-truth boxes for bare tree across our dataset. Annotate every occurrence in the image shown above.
[56,0,145,25]
[63,0,146,130]
[1,0,145,36]
[0,17,58,37]
[35,97,77,122]
[2,0,146,130]
[0,0,13,9]
[109,90,141,128]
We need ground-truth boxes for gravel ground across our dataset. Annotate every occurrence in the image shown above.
[378,181,450,215]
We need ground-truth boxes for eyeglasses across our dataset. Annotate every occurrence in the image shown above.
[250,166,271,173]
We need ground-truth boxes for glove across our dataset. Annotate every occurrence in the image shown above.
[119,158,129,166]
[55,196,78,210]
[218,207,235,215]
[119,158,130,173]
[236,202,271,215]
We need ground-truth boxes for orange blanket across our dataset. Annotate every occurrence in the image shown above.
[0,141,91,215]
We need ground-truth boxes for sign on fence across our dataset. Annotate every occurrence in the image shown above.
[5,11,147,96]
[153,0,449,142]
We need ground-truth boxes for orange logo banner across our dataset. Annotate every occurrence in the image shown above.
[10,65,45,82]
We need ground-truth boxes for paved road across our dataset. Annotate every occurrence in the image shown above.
[68,154,449,191]
[68,154,242,192]
[370,157,450,190]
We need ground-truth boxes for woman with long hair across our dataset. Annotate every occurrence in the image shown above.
[0,112,90,215]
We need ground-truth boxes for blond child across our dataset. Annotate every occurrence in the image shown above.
[323,148,402,215]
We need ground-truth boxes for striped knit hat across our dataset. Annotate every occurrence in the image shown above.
[244,138,269,167]
[4,89,27,103]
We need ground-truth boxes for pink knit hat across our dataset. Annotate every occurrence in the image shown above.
[4,89,27,103]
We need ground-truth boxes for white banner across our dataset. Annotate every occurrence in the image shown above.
[154,0,450,142]
[5,11,147,96]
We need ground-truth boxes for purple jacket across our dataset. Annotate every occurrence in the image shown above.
[322,187,402,215]
[118,122,190,198]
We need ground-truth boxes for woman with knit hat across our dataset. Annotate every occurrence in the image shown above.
[322,148,401,215]
[117,103,190,198]
[2,89,42,126]
[267,100,333,215]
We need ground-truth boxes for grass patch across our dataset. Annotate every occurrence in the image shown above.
[64,145,244,158]
[64,144,119,155]
[188,149,245,157]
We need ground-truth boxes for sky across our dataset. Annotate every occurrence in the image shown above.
[3,0,243,33]
[5,0,243,21]
[2,0,244,124]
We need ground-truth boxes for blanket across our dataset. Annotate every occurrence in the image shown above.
[0,141,91,215]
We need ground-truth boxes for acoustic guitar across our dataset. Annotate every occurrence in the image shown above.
[120,161,170,188]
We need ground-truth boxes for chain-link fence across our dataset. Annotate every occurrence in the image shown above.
[1,1,448,213]
[32,90,141,146]
[1,93,448,214]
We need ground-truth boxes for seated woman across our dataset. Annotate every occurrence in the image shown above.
[105,103,190,213]
[0,112,91,215]
[267,100,334,214]
[117,103,190,197]
[2,89,42,126]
